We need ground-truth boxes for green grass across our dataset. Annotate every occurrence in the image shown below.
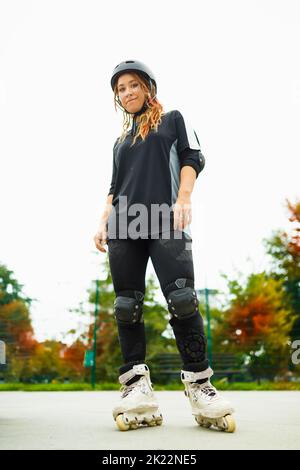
[155,381,300,391]
[0,381,300,391]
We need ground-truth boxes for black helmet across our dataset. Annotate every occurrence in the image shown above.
[111,60,157,96]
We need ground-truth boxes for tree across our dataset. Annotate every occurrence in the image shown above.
[0,264,38,380]
[215,272,295,382]
[0,264,34,306]
[263,198,300,340]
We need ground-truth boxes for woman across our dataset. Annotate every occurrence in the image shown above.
[94,60,235,432]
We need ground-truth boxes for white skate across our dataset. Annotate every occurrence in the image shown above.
[181,368,236,433]
[113,363,163,431]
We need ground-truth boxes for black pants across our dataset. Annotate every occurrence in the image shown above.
[107,231,209,376]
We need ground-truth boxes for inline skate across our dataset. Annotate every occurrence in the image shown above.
[181,367,236,432]
[113,363,163,431]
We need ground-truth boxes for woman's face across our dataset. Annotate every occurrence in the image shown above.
[117,73,146,114]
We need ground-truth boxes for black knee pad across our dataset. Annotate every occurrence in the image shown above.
[114,291,144,325]
[167,286,198,320]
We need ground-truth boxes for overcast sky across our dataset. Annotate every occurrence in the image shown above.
[0,0,299,344]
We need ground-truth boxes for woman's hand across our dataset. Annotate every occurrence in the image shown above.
[94,220,108,253]
[173,193,192,231]
[94,198,113,253]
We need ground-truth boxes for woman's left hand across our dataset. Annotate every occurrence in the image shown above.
[173,194,192,230]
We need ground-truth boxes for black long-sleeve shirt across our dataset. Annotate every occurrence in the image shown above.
[107,109,205,239]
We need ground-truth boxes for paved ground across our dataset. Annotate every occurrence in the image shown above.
[0,391,300,450]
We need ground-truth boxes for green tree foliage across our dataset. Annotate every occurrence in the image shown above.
[210,198,299,382]
[214,272,295,381]
[0,264,34,306]
[5,339,86,383]
[0,263,86,382]
[263,198,300,340]
[0,264,37,380]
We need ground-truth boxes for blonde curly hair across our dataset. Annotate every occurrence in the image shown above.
[113,72,165,147]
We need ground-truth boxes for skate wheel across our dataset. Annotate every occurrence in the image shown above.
[156,416,163,426]
[224,415,236,433]
[196,416,211,428]
[202,423,211,429]
[115,414,130,431]
[148,420,156,427]
[130,423,138,430]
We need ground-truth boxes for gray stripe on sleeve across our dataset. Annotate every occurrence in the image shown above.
[169,139,192,239]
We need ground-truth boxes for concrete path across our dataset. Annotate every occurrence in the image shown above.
[0,391,300,450]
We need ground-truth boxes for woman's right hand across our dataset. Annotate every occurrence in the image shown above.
[94,221,108,253]
[94,196,113,253]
